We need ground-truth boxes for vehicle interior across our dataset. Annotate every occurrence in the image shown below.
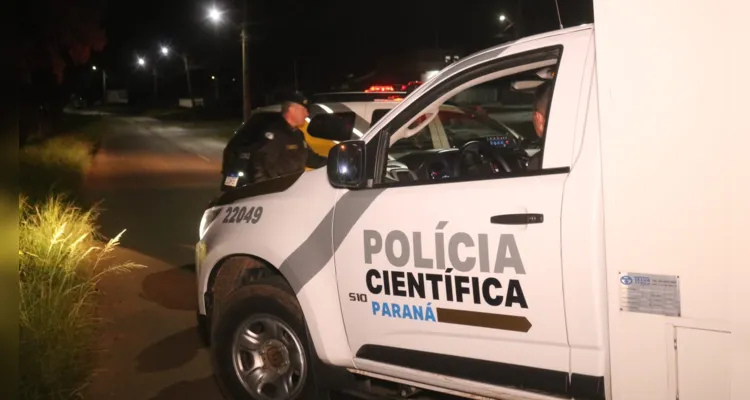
[383,65,555,185]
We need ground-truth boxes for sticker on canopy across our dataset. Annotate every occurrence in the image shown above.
[619,272,681,317]
[224,175,239,187]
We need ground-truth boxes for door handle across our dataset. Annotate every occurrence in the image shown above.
[490,213,544,225]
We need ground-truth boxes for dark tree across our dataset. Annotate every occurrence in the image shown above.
[14,0,107,145]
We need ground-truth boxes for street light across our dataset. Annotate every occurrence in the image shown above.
[211,75,219,99]
[208,7,222,23]
[203,4,252,119]
[137,57,146,66]
[496,13,515,39]
[91,65,106,104]
[160,46,169,56]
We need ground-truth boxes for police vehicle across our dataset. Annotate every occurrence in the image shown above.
[196,15,748,400]
[220,89,408,191]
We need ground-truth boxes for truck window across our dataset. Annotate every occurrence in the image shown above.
[371,109,390,125]
[389,123,435,153]
[379,50,561,186]
[330,111,356,132]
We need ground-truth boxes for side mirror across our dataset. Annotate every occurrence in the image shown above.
[307,114,352,142]
[326,140,367,189]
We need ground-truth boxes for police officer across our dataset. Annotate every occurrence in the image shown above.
[527,81,553,170]
[249,92,326,182]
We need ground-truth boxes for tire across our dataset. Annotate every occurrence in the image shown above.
[197,311,211,347]
[211,277,317,400]
[210,257,286,334]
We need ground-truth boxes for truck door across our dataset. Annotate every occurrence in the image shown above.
[332,29,593,398]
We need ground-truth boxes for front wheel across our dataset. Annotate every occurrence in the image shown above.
[210,280,316,400]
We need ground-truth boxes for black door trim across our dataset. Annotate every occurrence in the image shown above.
[356,345,605,400]
[490,213,545,225]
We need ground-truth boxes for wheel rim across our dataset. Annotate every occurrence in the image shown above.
[231,314,307,400]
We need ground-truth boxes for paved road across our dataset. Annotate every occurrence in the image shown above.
[80,115,470,400]
[85,116,228,399]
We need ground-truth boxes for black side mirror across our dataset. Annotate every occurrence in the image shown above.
[307,114,352,142]
[326,140,366,189]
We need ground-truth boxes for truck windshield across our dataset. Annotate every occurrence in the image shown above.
[437,106,523,145]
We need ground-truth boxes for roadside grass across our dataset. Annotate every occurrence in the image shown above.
[20,136,94,204]
[19,196,142,400]
[56,114,103,137]
[20,115,107,205]
[19,114,143,400]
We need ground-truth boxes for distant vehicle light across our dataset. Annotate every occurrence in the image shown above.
[365,85,395,92]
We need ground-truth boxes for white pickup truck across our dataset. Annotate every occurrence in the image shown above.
[195,8,748,400]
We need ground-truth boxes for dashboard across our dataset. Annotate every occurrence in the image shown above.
[485,135,515,149]
[385,137,537,185]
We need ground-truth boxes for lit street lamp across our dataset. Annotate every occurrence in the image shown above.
[136,55,160,100]
[496,13,516,39]
[211,75,219,99]
[204,4,252,119]
[208,7,222,23]
[155,44,196,108]
[91,65,107,104]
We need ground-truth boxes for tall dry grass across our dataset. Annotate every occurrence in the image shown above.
[19,195,142,399]
[19,135,95,205]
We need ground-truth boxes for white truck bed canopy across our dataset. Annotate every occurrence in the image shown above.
[592,0,750,398]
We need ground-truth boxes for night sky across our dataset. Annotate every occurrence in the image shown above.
[90,0,593,106]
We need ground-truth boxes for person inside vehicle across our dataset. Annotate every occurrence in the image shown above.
[527,81,553,170]
[249,92,326,183]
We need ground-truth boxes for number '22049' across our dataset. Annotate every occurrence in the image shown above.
[222,206,263,224]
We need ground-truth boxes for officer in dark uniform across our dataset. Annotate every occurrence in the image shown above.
[248,92,327,182]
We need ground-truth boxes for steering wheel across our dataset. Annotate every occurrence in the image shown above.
[455,140,512,177]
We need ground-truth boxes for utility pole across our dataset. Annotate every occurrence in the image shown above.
[434,0,440,50]
[241,0,252,120]
[182,54,196,108]
[242,28,251,119]
[102,70,107,104]
[153,68,158,100]
[515,0,525,39]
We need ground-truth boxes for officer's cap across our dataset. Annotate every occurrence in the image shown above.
[280,91,310,110]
